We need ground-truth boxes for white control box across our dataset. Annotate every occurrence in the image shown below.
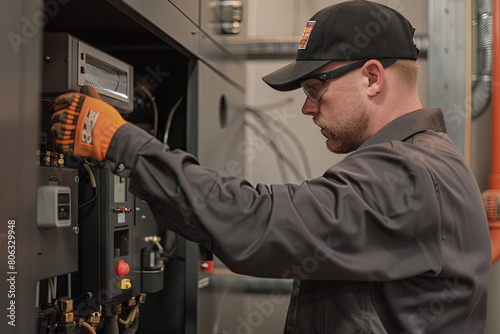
[37,185,72,228]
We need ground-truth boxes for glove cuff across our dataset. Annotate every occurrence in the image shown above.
[95,118,128,161]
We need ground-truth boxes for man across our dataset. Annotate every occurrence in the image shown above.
[50,0,491,333]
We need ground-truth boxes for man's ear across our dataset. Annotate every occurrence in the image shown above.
[361,60,385,98]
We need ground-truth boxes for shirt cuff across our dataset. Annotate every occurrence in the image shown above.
[104,123,157,177]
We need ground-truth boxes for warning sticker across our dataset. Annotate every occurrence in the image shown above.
[299,21,316,49]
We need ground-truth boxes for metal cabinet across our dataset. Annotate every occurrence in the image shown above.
[189,61,245,172]
[186,61,247,333]
[122,0,200,55]
[170,0,200,24]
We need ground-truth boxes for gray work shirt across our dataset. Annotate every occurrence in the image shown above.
[106,108,491,333]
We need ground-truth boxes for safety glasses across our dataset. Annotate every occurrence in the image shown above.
[299,59,397,102]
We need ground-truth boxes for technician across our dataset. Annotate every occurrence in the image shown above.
[50,0,491,332]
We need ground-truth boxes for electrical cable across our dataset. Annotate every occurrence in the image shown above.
[158,233,183,261]
[103,314,119,334]
[37,307,56,334]
[246,106,312,179]
[161,233,184,261]
[250,97,295,111]
[35,281,40,308]
[119,305,139,326]
[245,121,305,181]
[83,162,96,187]
[67,273,71,298]
[153,240,164,253]
[135,82,159,138]
[49,278,56,301]
[53,277,57,300]
[79,163,97,209]
[123,317,139,334]
[81,321,97,334]
[164,231,178,259]
[245,120,289,182]
[163,95,185,144]
[251,106,312,178]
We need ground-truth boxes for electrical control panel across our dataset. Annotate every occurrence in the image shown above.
[81,167,136,303]
[79,166,169,304]
[33,1,196,328]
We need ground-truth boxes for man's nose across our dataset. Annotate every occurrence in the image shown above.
[302,97,320,116]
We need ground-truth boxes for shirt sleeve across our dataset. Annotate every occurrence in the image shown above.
[105,123,442,281]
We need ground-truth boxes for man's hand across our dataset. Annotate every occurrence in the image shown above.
[49,85,127,161]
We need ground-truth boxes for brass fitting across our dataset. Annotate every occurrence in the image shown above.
[59,297,75,323]
[89,312,101,326]
[59,297,74,313]
[138,293,146,304]
[128,297,137,306]
[60,312,74,323]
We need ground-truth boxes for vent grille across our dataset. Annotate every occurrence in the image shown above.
[84,55,128,101]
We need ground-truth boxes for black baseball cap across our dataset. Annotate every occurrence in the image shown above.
[262,0,419,91]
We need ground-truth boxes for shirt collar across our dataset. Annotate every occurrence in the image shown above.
[359,108,447,149]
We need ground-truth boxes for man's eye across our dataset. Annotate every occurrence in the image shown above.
[307,81,320,90]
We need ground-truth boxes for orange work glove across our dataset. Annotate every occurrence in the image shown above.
[50,85,127,161]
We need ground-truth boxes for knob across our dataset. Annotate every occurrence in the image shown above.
[117,260,130,277]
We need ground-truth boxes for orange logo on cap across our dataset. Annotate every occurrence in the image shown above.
[299,21,315,50]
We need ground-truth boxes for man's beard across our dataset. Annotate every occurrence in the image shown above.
[314,106,369,154]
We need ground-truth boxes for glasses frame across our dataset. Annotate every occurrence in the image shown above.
[300,59,398,102]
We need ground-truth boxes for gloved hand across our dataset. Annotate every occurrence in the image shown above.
[50,85,127,161]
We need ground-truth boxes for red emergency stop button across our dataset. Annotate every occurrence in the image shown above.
[117,260,130,277]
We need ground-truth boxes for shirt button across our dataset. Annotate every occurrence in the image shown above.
[116,163,125,173]
[293,288,300,297]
